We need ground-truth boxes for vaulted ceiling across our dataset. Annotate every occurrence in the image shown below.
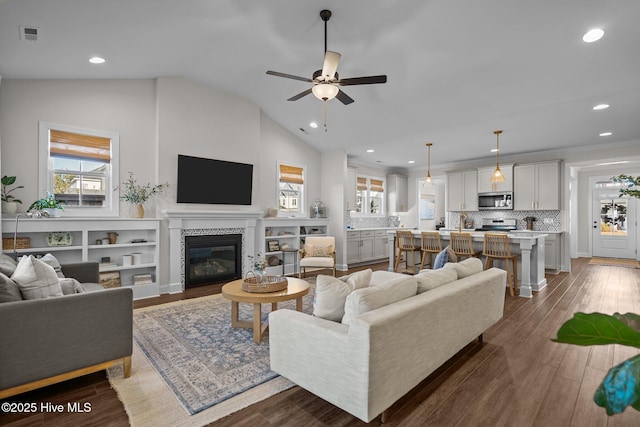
[1,0,639,170]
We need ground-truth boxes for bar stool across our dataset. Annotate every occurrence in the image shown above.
[420,231,443,270]
[483,233,518,296]
[449,232,482,260]
[394,230,421,274]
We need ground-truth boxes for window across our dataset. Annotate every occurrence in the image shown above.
[39,122,119,217]
[355,175,385,216]
[278,162,305,217]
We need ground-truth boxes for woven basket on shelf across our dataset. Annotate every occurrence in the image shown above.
[242,271,288,293]
[2,237,30,250]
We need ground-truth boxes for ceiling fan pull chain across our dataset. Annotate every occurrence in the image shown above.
[323,101,329,132]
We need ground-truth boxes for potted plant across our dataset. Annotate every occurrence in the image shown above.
[1,175,23,214]
[27,192,65,217]
[115,172,168,218]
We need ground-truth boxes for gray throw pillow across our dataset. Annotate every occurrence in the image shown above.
[40,253,65,278]
[0,272,22,302]
[0,253,18,277]
[59,277,87,295]
[11,255,64,300]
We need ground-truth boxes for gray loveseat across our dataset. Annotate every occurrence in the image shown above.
[0,261,133,399]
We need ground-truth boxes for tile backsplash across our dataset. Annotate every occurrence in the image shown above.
[447,210,562,231]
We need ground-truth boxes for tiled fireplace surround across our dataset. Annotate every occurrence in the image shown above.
[164,210,263,292]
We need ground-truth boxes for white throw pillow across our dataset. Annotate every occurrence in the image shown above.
[444,257,484,278]
[415,268,458,293]
[11,255,63,300]
[314,270,371,322]
[342,277,418,325]
[59,277,87,295]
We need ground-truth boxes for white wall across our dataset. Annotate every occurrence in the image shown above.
[322,150,348,269]
[0,77,325,286]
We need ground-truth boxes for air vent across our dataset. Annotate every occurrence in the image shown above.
[19,26,39,41]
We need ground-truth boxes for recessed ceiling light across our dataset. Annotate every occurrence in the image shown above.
[366,149,374,153]
[408,160,415,164]
[309,122,318,129]
[583,28,604,43]
[593,104,610,110]
[599,132,613,137]
[490,148,499,153]
[89,56,105,64]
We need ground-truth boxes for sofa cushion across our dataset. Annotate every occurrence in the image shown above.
[0,254,18,277]
[0,272,22,302]
[340,268,372,289]
[415,267,458,293]
[59,277,88,295]
[11,255,64,300]
[40,253,65,278]
[313,270,371,322]
[444,257,484,278]
[342,276,418,325]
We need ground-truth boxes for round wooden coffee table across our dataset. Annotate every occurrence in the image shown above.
[221,277,310,343]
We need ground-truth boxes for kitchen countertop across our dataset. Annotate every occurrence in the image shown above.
[347,227,408,231]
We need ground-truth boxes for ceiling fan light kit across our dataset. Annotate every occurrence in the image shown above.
[266,9,387,130]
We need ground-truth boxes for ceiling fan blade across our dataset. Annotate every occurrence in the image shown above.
[338,75,387,86]
[266,70,313,83]
[287,88,313,101]
[336,89,355,105]
[321,51,341,80]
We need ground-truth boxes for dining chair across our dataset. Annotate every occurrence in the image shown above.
[394,230,421,274]
[419,231,443,270]
[449,232,482,260]
[483,233,518,296]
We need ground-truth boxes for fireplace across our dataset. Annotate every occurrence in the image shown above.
[184,234,242,287]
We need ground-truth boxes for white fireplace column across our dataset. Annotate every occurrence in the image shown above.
[163,210,263,292]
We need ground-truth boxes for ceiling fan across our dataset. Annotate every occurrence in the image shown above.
[266,9,387,107]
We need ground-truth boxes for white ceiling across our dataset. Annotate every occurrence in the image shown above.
[1,0,639,171]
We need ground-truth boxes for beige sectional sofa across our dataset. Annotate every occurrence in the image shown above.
[269,259,506,423]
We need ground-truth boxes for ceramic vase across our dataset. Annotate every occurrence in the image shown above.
[134,204,144,218]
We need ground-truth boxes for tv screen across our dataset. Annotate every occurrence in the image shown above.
[177,155,253,205]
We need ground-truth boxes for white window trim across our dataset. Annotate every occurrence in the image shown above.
[351,174,386,218]
[276,161,306,218]
[38,121,120,217]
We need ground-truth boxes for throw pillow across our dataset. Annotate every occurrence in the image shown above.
[446,245,458,263]
[433,247,449,269]
[0,272,22,303]
[0,253,18,277]
[40,253,65,278]
[415,268,458,293]
[307,245,333,257]
[444,257,484,278]
[11,255,63,300]
[59,277,87,295]
[342,277,418,325]
[313,271,371,322]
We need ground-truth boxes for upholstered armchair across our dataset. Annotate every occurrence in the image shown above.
[299,236,336,278]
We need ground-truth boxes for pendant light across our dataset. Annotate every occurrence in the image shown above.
[490,130,506,185]
[424,143,434,185]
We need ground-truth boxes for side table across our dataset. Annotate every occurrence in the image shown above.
[281,248,298,277]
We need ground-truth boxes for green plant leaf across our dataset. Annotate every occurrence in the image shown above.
[552,312,640,348]
[594,355,640,415]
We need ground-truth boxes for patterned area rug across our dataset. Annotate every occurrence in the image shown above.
[109,283,315,424]
[589,257,640,268]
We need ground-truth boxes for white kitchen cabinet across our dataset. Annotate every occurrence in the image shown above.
[258,218,330,276]
[514,161,560,210]
[545,232,563,272]
[477,164,513,193]
[446,170,478,211]
[346,167,358,211]
[1,217,160,299]
[387,174,408,212]
[347,229,389,266]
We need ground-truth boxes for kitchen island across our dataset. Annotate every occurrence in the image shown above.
[387,229,546,298]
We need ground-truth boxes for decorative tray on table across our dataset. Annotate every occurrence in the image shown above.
[242,272,288,293]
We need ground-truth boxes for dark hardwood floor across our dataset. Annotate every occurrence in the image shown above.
[2,259,640,426]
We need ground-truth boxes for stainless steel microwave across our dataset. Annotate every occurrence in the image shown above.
[478,191,513,210]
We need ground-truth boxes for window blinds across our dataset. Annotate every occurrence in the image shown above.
[279,164,304,184]
[370,179,384,192]
[357,177,367,191]
[49,130,111,162]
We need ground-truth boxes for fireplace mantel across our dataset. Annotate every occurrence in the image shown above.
[162,210,262,293]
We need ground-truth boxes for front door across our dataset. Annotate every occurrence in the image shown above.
[592,188,637,259]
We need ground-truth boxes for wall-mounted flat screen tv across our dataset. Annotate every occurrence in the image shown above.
[177,154,253,205]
